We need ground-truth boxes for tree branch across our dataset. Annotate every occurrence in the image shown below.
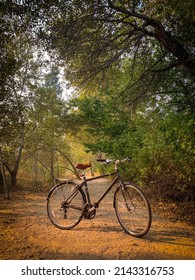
[54,148,80,179]
[23,146,55,180]
[107,0,195,77]
[107,0,151,21]
[152,60,180,73]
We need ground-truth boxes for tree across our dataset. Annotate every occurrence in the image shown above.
[23,68,81,183]
[1,1,194,104]
[45,0,195,87]
[0,147,10,198]
[0,33,41,188]
[0,0,61,102]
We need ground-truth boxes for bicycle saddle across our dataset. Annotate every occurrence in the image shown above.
[75,163,91,170]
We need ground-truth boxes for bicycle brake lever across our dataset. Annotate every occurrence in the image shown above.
[105,159,112,164]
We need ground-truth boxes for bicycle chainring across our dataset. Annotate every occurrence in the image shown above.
[83,205,96,219]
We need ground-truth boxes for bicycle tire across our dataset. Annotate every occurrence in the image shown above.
[47,182,86,230]
[114,183,152,237]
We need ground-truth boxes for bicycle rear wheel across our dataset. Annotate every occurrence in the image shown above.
[114,183,152,237]
[47,182,86,230]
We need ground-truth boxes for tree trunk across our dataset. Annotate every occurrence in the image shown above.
[150,19,195,76]
[0,147,10,199]
[0,171,3,191]
[10,171,17,189]
[33,157,38,187]
[11,129,25,188]
[50,147,55,181]
[4,128,25,189]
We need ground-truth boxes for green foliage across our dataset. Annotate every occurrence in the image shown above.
[68,95,130,156]
[66,58,194,201]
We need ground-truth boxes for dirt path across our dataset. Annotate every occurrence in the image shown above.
[0,179,195,260]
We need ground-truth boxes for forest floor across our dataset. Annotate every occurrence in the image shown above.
[0,178,195,260]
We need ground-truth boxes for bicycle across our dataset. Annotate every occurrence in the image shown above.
[47,158,152,237]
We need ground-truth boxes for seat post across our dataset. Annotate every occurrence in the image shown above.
[75,162,92,205]
[81,171,91,205]
[81,170,86,181]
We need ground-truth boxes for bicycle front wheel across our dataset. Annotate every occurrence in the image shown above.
[47,182,86,230]
[114,183,152,237]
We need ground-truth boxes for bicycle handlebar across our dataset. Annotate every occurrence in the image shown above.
[97,158,131,165]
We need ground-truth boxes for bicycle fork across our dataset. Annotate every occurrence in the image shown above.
[118,183,135,212]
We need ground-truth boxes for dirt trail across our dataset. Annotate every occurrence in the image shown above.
[0,178,195,260]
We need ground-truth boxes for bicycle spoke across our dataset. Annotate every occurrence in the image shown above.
[47,183,85,229]
[114,184,152,237]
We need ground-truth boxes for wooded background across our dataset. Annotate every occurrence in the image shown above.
[0,1,194,204]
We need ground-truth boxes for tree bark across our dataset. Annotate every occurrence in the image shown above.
[0,147,10,199]
[148,19,195,76]
[4,128,25,189]
[11,129,25,188]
